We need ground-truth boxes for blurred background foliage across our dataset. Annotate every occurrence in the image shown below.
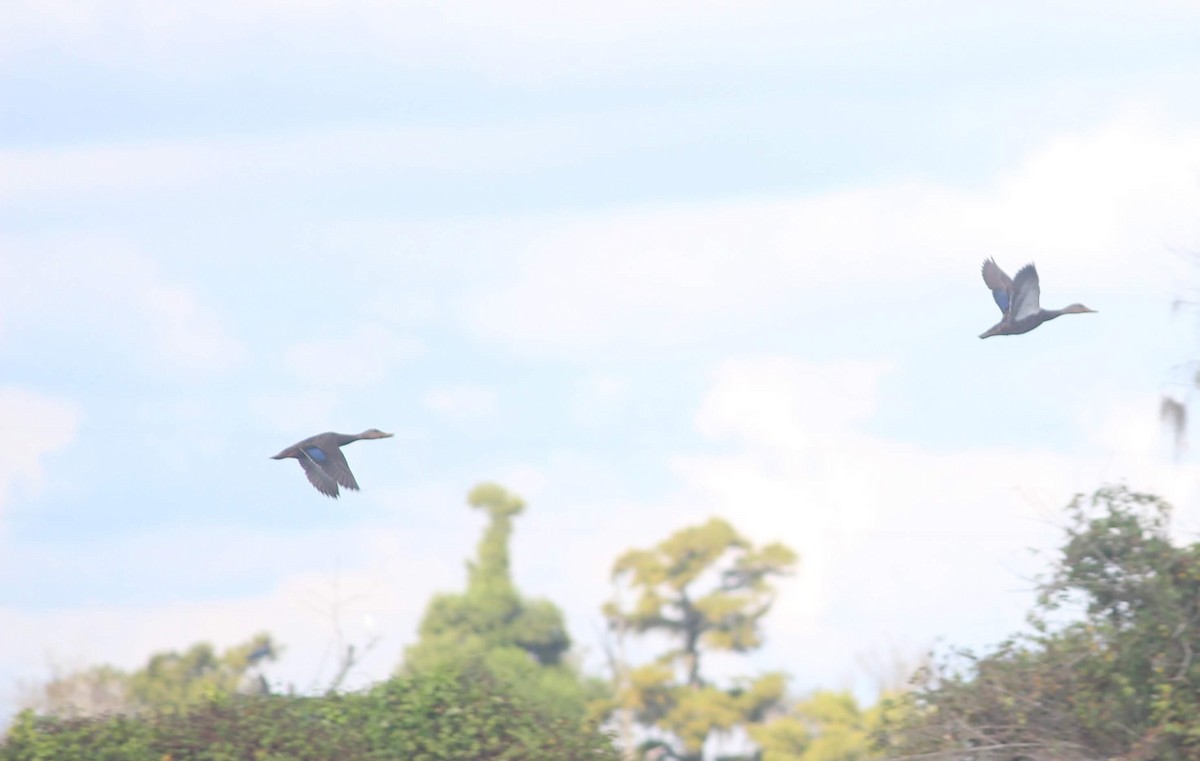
[7,483,1200,760]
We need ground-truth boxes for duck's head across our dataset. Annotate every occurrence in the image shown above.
[359,429,394,440]
[1063,303,1097,314]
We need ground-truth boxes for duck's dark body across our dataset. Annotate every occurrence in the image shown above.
[272,429,392,498]
[978,259,1095,339]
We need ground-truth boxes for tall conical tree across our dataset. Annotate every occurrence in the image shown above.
[406,482,570,668]
[402,481,607,728]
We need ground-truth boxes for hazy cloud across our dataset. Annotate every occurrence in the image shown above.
[0,237,243,376]
[4,0,1196,88]
[462,111,1200,355]
[423,384,497,419]
[667,356,1199,688]
[283,323,423,386]
[0,123,581,204]
[0,387,80,517]
[571,374,629,429]
[0,519,465,710]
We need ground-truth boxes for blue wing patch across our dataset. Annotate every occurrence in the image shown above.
[991,289,1010,314]
[304,446,327,462]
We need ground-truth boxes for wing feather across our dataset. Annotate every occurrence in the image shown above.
[319,446,360,491]
[298,454,340,498]
[1008,263,1041,321]
[981,258,1013,315]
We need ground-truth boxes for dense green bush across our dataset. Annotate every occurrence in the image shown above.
[1,661,618,761]
[893,486,1200,760]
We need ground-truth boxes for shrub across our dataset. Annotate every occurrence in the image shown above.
[2,661,618,761]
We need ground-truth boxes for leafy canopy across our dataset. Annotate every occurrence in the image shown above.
[18,633,278,719]
[894,485,1200,761]
[602,517,797,760]
[750,689,909,761]
[403,482,600,720]
[2,661,619,761]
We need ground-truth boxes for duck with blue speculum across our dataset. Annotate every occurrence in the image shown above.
[272,429,393,498]
[979,258,1096,339]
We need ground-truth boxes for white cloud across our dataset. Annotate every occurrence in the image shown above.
[0,387,80,518]
[4,0,1197,89]
[283,323,423,386]
[0,521,464,719]
[142,283,243,375]
[0,1,939,74]
[571,374,629,429]
[0,121,584,204]
[695,357,890,451]
[423,384,497,419]
[250,392,342,434]
[0,571,400,702]
[462,111,1200,356]
[0,236,243,376]
[664,356,1200,689]
[492,355,1200,695]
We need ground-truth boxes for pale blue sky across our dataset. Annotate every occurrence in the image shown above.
[4,0,1200,723]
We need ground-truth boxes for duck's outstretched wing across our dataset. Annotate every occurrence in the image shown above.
[301,443,360,492]
[1008,263,1042,321]
[298,452,341,498]
[981,258,1014,314]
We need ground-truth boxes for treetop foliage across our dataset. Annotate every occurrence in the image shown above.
[607,517,798,667]
[406,481,572,671]
[893,485,1200,761]
[18,633,278,720]
[750,688,907,761]
[467,481,526,518]
[602,517,798,761]
[401,481,602,729]
[2,661,619,761]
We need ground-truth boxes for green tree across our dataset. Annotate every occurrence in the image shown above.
[17,665,129,719]
[128,633,279,712]
[894,485,1200,761]
[3,661,619,761]
[750,690,907,761]
[18,633,279,718]
[602,517,798,761]
[403,482,597,717]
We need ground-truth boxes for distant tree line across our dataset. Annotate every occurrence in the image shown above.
[2,660,616,761]
[7,483,1199,760]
